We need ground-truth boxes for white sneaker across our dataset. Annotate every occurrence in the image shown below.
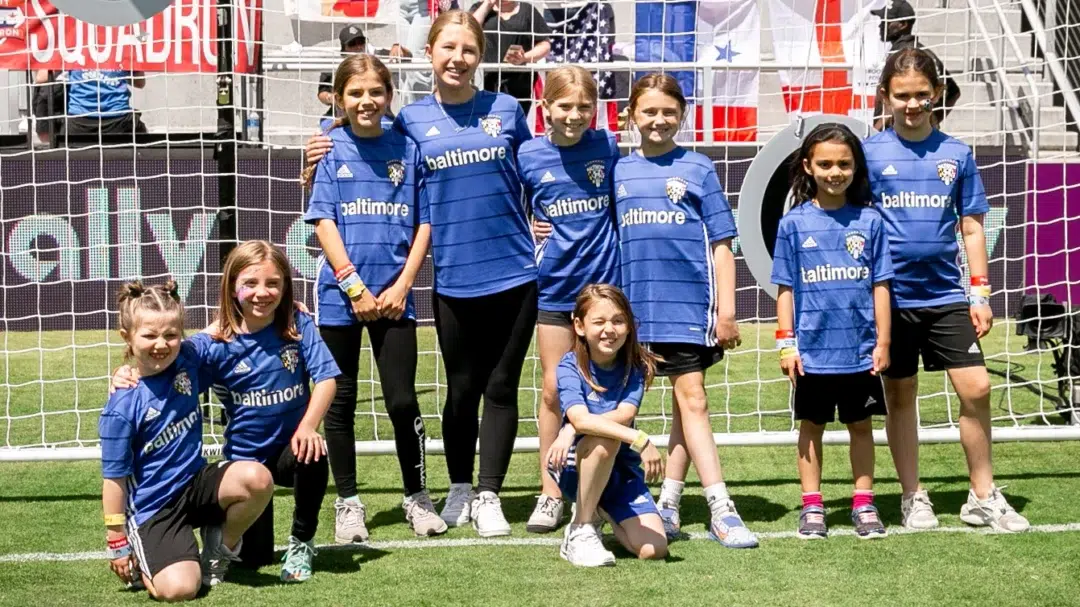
[471,491,512,537]
[526,494,564,533]
[334,497,369,543]
[901,490,940,530]
[657,498,681,540]
[440,484,475,528]
[560,523,615,567]
[959,486,1030,532]
[404,491,448,537]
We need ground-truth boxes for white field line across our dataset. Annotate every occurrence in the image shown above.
[2,523,1080,563]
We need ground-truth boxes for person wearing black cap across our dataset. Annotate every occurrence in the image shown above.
[317,25,412,118]
[872,0,961,127]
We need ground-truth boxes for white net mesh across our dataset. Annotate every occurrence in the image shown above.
[2,0,1080,460]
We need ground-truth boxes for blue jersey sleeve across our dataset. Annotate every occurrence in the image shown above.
[957,149,989,216]
[408,138,425,226]
[701,166,738,243]
[99,390,136,479]
[511,104,533,154]
[296,312,341,384]
[870,214,895,283]
[556,356,587,415]
[184,334,218,390]
[621,368,645,408]
[304,151,339,224]
[770,217,796,287]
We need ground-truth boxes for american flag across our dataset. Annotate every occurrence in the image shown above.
[545,2,616,98]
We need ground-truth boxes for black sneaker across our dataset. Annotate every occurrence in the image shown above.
[851,505,887,539]
[797,505,828,539]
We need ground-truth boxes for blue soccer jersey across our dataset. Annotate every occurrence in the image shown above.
[518,130,620,311]
[99,341,209,526]
[305,126,421,325]
[864,128,989,308]
[67,70,132,117]
[556,351,644,463]
[614,147,738,345]
[190,311,341,463]
[771,203,895,374]
[395,91,535,298]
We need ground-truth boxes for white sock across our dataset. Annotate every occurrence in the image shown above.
[703,483,731,515]
[659,479,685,506]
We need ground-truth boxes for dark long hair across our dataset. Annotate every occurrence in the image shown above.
[788,123,871,207]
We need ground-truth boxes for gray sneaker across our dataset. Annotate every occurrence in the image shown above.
[901,490,940,530]
[440,484,475,528]
[797,505,828,540]
[851,505,887,540]
[526,494,564,533]
[199,526,240,587]
[404,491,448,537]
[959,486,1030,532]
[334,497,370,544]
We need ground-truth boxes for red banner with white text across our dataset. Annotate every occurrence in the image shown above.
[0,0,262,72]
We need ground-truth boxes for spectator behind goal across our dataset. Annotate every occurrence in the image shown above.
[470,0,551,116]
[65,69,147,138]
[872,0,961,127]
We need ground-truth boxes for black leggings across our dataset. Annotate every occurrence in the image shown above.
[321,319,426,497]
[434,281,538,494]
[240,442,328,565]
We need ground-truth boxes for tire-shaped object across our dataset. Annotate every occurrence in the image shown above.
[51,0,177,26]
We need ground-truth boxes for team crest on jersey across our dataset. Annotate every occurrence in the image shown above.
[173,371,193,396]
[280,345,300,373]
[480,115,502,138]
[585,160,606,187]
[665,177,688,204]
[387,160,405,186]
[937,159,958,186]
[845,231,867,260]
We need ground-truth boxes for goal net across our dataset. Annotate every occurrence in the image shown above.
[2,0,1080,461]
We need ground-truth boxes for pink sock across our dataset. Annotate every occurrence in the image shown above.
[853,490,874,510]
[802,492,824,509]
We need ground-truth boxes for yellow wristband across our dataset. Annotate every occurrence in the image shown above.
[779,347,799,360]
[104,513,126,526]
[630,430,649,453]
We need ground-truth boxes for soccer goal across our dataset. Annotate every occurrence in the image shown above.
[2,0,1080,462]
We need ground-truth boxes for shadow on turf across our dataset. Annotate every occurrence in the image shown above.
[227,546,390,587]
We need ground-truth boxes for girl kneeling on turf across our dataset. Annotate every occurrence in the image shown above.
[100,280,273,600]
[546,284,668,567]
[770,123,893,540]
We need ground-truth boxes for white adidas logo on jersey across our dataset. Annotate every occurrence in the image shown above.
[587,391,600,402]
[802,236,818,249]
[968,343,981,354]
[616,184,629,199]
[425,125,441,137]
[540,171,556,184]
[233,360,251,375]
[336,164,353,179]
[882,164,898,176]
[144,407,161,422]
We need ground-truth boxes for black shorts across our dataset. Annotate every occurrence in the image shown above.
[885,302,985,379]
[646,342,724,377]
[794,371,887,425]
[127,461,234,579]
[536,309,573,327]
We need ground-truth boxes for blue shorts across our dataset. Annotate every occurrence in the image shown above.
[549,443,659,524]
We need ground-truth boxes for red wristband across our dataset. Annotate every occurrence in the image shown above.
[107,537,129,549]
[334,264,356,281]
[775,329,795,339]
[970,276,989,286]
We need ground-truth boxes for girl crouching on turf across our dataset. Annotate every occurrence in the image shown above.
[771,124,893,540]
[518,65,621,533]
[614,73,757,548]
[546,284,668,567]
[113,242,341,582]
[100,280,273,600]
[303,54,444,540]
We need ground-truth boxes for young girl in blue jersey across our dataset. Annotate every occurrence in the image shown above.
[303,54,446,541]
[866,47,1029,532]
[545,284,667,567]
[771,123,893,540]
[112,242,340,582]
[100,280,273,600]
[613,73,757,549]
[305,10,537,537]
[517,66,620,533]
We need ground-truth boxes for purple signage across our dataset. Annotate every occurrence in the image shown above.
[1026,164,1080,305]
